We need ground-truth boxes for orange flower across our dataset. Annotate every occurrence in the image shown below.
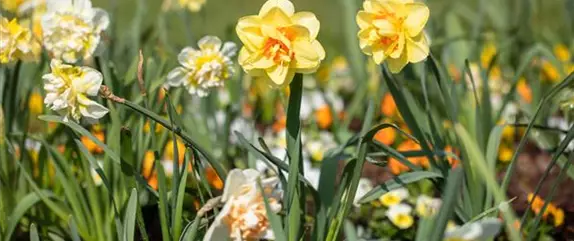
[272,115,287,133]
[81,131,105,154]
[381,93,397,117]
[517,78,532,103]
[142,151,155,178]
[444,146,459,168]
[374,126,396,146]
[206,166,224,190]
[388,140,427,175]
[315,105,333,129]
[527,193,564,226]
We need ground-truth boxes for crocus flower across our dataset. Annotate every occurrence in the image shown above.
[236,0,326,86]
[356,0,430,73]
[43,59,109,122]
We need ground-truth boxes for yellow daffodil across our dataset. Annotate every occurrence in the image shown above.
[166,36,237,97]
[386,203,414,229]
[43,59,109,122]
[415,195,441,217]
[28,91,44,115]
[41,0,109,63]
[444,218,501,241]
[356,0,430,73]
[480,42,497,68]
[0,17,41,63]
[554,44,570,63]
[203,169,281,241]
[498,145,513,163]
[379,187,409,207]
[236,0,326,86]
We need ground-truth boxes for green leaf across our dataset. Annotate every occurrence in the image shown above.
[29,223,39,241]
[428,168,464,241]
[259,181,287,241]
[123,189,138,241]
[359,171,443,203]
[3,191,54,241]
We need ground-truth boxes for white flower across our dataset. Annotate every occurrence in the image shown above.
[300,90,344,120]
[386,203,414,229]
[304,131,336,162]
[415,195,442,217]
[354,178,373,207]
[203,169,281,241]
[444,218,502,241]
[90,160,103,186]
[43,59,108,122]
[42,0,109,63]
[303,159,321,189]
[379,187,409,207]
[548,117,574,151]
[0,17,41,63]
[166,36,237,97]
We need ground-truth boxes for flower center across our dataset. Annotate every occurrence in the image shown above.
[262,27,296,64]
[224,195,277,240]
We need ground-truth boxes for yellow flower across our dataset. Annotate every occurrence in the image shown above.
[43,59,109,122]
[551,207,564,227]
[498,145,513,163]
[203,169,281,241]
[541,60,560,83]
[28,91,44,115]
[480,42,497,68]
[41,0,109,63]
[356,0,430,73]
[166,36,237,97]
[1,0,25,13]
[178,0,206,12]
[379,187,409,207]
[554,44,570,63]
[386,203,414,229]
[236,0,326,86]
[163,139,187,165]
[517,78,533,103]
[0,17,41,64]
[80,130,105,154]
[90,161,103,186]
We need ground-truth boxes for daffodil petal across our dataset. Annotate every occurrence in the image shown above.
[259,0,294,17]
[406,33,429,63]
[202,201,232,241]
[166,67,188,87]
[292,12,320,39]
[293,40,321,71]
[373,19,396,35]
[356,11,374,30]
[93,9,110,32]
[221,42,238,57]
[387,49,409,73]
[261,7,292,27]
[236,16,265,51]
[73,67,103,95]
[198,36,222,51]
[404,3,429,37]
[77,95,109,120]
[177,47,196,68]
[266,64,293,86]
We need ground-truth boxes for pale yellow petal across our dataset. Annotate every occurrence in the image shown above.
[236,16,265,51]
[293,40,321,71]
[266,63,293,86]
[197,36,222,51]
[356,11,374,30]
[373,49,386,64]
[363,0,384,13]
[373,19,397,35]
[404,3,429,37]
[406,33,429,63]
[261,7,293,26]
[292,12,320,39]
[388,33,404,59]
[259,0,295,17]
[387,49,409,73]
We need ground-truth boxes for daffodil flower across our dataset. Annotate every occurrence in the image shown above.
[236,0,326,86]
[0,17,41,63]
[41,0,109,63]
[356,0,430,73]
[415,195,441,217]
[379,187,409,207]
[386,203,414,229]
[203,169,281,241]
[43,59,109,122]
[443,218,501,241]
[178,0,206,12]
[166,36,237,97]
[354,178,374,207]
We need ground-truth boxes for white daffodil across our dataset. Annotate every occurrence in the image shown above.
[43,59,108,122]
[444,218,502,241]
[415,195,442,217]
[386,203,414,229]
[354,178,373,207]
[304,131,336,162]
[379,187,409,207]
[1,17,42,64]
[42,0,109,63]
[303,158,321,189]
[166,36,237,97]
[203,169,281,241]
